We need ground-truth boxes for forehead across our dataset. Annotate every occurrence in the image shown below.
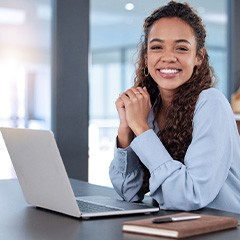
[148,17,196,43]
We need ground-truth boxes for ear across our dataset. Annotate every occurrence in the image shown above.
[195,48,205,67]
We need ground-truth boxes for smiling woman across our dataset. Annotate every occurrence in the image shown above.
[89,0,228,187]
[109,1,240,214]
[146,17,203,93]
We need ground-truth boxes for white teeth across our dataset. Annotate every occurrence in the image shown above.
[160,69,179,74]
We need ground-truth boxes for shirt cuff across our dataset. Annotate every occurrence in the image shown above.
[114,140,141,174]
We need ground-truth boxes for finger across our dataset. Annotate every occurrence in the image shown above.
[124,89,138,99]
[131,88,141,95]
[115,96,125,108]
[136,87,147,98]
[119,92,132,104]
[129,87,145,98]
[143,86,148,93]
[134,91,144,100]
[137,87,152,108]
[136,86,147,93]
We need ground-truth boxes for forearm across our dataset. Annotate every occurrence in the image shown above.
[109,143,145,202]
[130,127,232,211]
[117,125,134,148]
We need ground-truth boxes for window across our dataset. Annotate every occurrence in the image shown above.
[0,0,52,179]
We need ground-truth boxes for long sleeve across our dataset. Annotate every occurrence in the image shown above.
[109,142,145,202]
[109,88,240,213]
[130,89,240,213]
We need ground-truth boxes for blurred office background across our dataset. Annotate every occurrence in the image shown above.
[0,0,238,186]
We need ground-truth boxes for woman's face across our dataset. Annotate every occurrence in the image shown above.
[146,17,203,97]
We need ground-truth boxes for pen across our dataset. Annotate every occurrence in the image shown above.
[152,215,201,224]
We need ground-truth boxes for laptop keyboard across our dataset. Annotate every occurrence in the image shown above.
[76,200,124,213]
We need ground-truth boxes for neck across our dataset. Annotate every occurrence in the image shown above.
[159,90,174,109]
[156,91,173,129]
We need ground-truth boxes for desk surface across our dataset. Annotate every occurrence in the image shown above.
[1,179,240,240]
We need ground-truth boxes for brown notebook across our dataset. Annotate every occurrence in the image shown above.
[122,213,239,239]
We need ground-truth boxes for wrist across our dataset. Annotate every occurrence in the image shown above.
[131,124,150,136]
[117,127,134,148]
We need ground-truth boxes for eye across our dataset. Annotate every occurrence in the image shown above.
[176,46,189,52]
[150,45,163,50]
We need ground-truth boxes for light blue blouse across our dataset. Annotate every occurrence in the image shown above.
[109,88,240,214]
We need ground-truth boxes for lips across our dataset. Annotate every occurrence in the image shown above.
[159,68,181,74]
[156,68,182,79]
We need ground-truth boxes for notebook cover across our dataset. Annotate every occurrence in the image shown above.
[122,212,238,238]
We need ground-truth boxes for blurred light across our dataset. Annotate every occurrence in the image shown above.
[0,7,25,25]
[37,5,51,20]
[197,7,206,15]
[203,13,227,24]
[125,3,134,11]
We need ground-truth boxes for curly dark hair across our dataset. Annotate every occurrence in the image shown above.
[134,1,215,163]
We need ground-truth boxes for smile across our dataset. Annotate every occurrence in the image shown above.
[159,68,181,74]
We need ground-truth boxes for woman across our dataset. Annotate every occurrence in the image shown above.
[109,1,240,214]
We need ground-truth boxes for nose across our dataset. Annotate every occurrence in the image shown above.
[161,51,177,63]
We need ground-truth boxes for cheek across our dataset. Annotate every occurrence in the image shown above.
[146,54,158,66]
[185,56,198,69]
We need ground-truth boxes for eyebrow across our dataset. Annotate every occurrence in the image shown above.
[149,38,191,45]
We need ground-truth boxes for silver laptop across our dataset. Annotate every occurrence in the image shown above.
[0,127,159,219]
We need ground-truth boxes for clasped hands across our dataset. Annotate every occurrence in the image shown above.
[116,87,151,137]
